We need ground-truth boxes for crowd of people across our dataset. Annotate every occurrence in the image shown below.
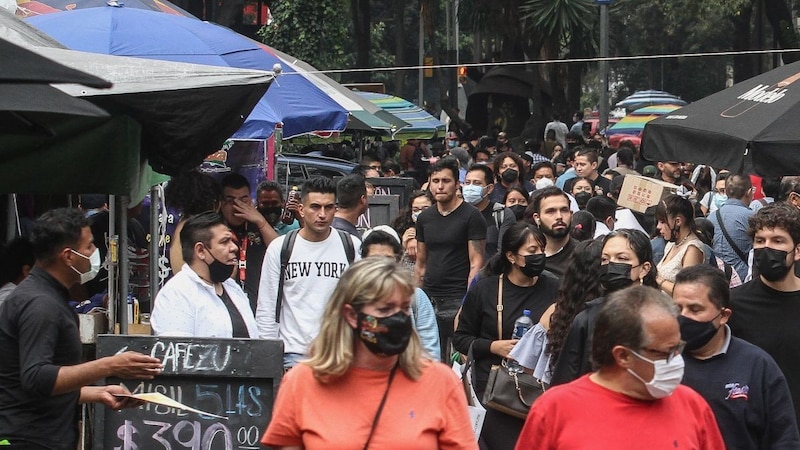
[3,113,800,449]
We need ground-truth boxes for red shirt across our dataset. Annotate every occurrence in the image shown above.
[516,375,725,450]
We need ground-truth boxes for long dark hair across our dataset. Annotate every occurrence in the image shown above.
[390,190,433,235]
[481,222,546,277]
[546,239,603,369]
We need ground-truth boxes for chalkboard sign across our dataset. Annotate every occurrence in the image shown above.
[356,194,400,230]
[367,177,415,207]
[95,335,283,450]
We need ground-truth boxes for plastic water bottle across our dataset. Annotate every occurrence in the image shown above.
[281,186,299,222]
[507,309,533,374]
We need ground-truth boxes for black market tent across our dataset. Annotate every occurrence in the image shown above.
[642,60,800,177]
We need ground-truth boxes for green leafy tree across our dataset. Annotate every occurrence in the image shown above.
[258,0,352,71]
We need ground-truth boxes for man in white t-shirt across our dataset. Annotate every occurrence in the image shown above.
[256,177,361,369]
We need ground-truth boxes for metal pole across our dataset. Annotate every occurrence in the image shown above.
[599,3,610,132]
[454,0,460,64]
[6,194,17,241]
[108,195,116,334]
[119,196,129,334]
[418,3,424,106]
[149,185,160,308]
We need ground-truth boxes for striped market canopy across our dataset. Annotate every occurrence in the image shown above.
[606,104,683,137]
[356,91,446,140]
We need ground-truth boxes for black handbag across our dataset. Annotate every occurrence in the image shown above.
[482,275,546,419]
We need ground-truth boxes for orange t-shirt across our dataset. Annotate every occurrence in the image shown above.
[262,360,478,450]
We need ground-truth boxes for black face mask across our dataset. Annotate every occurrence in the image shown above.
[509,204,527,221]
[599,262,636,292]
[501,169,519,184]
[678,314,721,351]
[574,191,592,209]
[754,247,792,281]
[519,253,547,278]
[356,310,413,357]
[259,206,283,226]
[204,246,235,283]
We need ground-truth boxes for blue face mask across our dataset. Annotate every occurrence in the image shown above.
[462,184,486,204]
[713,194,728,208]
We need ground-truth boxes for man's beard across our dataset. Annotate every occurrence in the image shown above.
[540,221,570,239]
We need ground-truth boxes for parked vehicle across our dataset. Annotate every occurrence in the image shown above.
[274,153,357,189]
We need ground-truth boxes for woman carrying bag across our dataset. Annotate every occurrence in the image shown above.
[453,222,559,449]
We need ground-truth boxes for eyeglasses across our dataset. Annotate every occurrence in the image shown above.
[638,340,686,364]
[411,205,430,213]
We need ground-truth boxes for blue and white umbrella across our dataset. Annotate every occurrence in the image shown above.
[615,90,687,112]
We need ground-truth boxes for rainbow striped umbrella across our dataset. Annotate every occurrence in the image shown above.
[606,104,683,137]
[356,91,446,140]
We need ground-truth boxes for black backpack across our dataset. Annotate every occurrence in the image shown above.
[274,229,355,322]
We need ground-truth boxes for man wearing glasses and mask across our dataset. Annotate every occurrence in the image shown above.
[674,264,799,449]
[516,286,725,449]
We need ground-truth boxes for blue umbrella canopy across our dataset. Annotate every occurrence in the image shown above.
[26,6,349,139]
[356,92,445,140]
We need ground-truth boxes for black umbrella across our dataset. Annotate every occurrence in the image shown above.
[641,60,800,177]
[0,36,110,87]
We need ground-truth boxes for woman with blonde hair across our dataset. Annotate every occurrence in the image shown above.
[261,258,476,450]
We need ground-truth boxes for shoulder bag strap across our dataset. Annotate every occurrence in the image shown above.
[715,209,748,263]
[275,229,299,323]
[496,275,504,340]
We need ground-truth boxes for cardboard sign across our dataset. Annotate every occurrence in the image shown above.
[617,174,678,213]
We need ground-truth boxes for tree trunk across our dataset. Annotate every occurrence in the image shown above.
[764,0,800,63]
[350,0,371,82]
[392,1,406,97]
[731,4,756,82]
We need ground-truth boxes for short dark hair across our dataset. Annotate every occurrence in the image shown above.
[586,196,616,222]
[337,175,367,209]
[574,110,584,121]
[165,170,222,216]
[575,148,599,164]
[591,286,677,369]
[361,230,402,259]
[301,176,337,203]
[80,194,107,210]
[467,164,494,185]
[471,147,491,161]
[256,180,284,200]
[29,208,89,263]
[674,265,730,309]
[382,159,402,175]
[0,237,34,284]
[748,202,800,245]
[760,176,781,200]
[429,157,460,181]
[529,186,570,215]
[725,173,752,200]
[503,186,530,205]
[616,147,634,167]
[180,211,227,264]
[531,161,556,177]
[221,173,251,192]
[778,176,800,202]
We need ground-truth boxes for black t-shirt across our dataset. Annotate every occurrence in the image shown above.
[416,201,487,298]
[729,278,800,427]
[231,224,267,314]
[453,272,560,395]
[0,268,82,449]
[545,237,578,278]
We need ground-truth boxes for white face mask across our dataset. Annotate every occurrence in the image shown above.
[70,248,101,284]
[411,212,421,223]
[461,184,486,204]
[627,350,684,399]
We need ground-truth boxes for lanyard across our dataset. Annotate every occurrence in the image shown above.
[238,227,248,287]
